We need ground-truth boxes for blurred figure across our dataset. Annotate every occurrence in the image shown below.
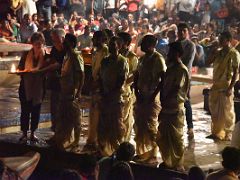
[0,20,15,41]
[37,0,52,21]
[108,161,134,180]
[191,35,205,67]
[201,2,211,25]
[51,13,59,27]
[20,13,38,43]
[99,142,135,180]
[32,13,39,27]
[42,20,53,46]
[78,154,99,180]
[207,146,240,180]
[188,166,206,180]
[77,26,92,50]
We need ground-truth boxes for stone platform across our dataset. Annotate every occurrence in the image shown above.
[0,102,230,172]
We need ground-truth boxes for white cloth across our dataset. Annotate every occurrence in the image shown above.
[22,0,37,17]
[177,0,196,13]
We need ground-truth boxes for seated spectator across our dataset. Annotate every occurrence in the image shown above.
[32,13,40,28]
[108,161,134,180]
[156,30,169,59]
[42,20,53,46]
[77,154,99,180]
[6,13,20,41]
[98,142,135,180]
[77,25,92,50]
[56,12,68,29]
[20,13,38,43]
[191,35,205,67]
[207,146,240,180]
[0,20,15,41]
[188,166,206,180]
[51,13,59,28]
[69,11,79,27]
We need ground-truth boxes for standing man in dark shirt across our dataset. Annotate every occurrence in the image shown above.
[41,28,66,131]
[37,0,52,21]
[177,23,196,139]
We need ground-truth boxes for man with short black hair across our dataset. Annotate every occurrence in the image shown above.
[98,142,135,180]
[207,31,240,141]
[118,32,138,142]
[207,146,240,180]
[134,34,166,163]
[177,22,196,139]
[157,41,189,171]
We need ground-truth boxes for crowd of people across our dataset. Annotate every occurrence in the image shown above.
[1,0,240,179]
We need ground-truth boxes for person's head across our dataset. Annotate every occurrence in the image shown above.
[57,12,65,20]
[142,18,149,24]
[128,14,134,23]
[167,41,184,64]
[117,32,132,50]
[108,161,134,180]
[188,166,206,180]
[63,33,77,50]
[72,11,78,19]
[51,28,66,45]
[103,29,114,45]
[219,31,232,48]
[84,26,90,36]
[92,30,106,47]
[205,2,211,11]
[141,34,157,53]
[222,146,240,173]
[23,14,31,25]
[6,13,11,21]
[142,24,149,34]
[177,23,189,40]
[32,13,38,21]
[121,18,129,31]
[108,36,122,56]
[78,154,99,180]
[51,13,57,21]
[116,142,135,161]
[167,30,177,43]
[31,32,45,49]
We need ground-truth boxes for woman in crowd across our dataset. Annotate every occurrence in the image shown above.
[18,32,46,142]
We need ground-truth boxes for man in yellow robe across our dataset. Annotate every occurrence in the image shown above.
[82,31,108,152]
[118,32,138,141]
[207,31,240,140]
[134,35,166,163]
[98,36,129,156]
[157,41,189,171]
[47,33,84,149]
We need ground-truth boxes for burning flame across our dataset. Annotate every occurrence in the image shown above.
[10,64,16,73]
